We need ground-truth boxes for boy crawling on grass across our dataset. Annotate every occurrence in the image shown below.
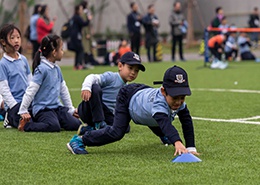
[67,65,199,156]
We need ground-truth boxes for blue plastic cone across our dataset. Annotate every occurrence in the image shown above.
[171,153,202,163]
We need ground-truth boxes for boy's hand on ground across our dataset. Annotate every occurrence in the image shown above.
[21,113,31,123]
[81,90,92,101]
[174,141,188,156]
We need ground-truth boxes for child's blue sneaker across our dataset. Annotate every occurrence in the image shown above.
[67,135,88,155]
[160,136,171,146]
[94,121,107,130]
[255,58,260,62]
[77,124,94,135]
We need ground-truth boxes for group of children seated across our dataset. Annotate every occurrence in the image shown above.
[208,31,259,69]
[208,16,260,69]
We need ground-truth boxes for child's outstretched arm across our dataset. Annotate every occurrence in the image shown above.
[153,112,188,155]
[18,82,40,122]
[81,74,101,101]
[177,105,200,156]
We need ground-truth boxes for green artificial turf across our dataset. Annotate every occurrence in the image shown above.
[0,61,260,185]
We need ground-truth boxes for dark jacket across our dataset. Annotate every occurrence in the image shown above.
[127,11,142,34]
[68,14,89,52]
[248,14,259,28]
[142,13,159,47]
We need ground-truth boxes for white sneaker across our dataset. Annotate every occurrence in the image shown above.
[218,61,228,69]
[3,112,12,129]
[210,59,221,69]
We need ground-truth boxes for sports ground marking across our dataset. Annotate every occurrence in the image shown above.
[69,88,260,125]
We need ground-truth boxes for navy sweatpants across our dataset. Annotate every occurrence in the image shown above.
[82,83,150,146]
[78,84,114,127]
[24,106,81,132]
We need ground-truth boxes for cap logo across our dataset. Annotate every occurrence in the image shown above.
[133,53,140,61]
[174,74,185,83]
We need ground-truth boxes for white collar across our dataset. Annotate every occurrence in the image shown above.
[3,52,22,62]
[40,56,56,68]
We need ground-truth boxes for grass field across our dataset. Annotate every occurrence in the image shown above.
[1,60,260,185]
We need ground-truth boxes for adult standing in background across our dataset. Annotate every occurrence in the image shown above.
[169,2,186,62]
[36,4,56,44]
[211,7,224,35]
[142,4,159,62]
[29,4,41,60]
[248,7,259,48]
[68,4,90,70]
[127,2,142,55]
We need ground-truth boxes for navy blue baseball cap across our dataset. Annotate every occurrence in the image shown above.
[154,65,191,97]
[120,52,145,71]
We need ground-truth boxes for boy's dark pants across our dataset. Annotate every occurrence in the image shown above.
[82,84,149,146]
[78,84,114,127]
[24,106,81,132]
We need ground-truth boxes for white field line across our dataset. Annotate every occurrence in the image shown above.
[69,87,260,125]
[69,88,260,94]
[192,116,260,125]
[191,88,260,94]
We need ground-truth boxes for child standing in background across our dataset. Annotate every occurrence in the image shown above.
[77,52,145,134]
[0,24,31,129]
[18,34,81,132]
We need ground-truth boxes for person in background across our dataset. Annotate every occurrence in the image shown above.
[169,1,186,62]
[224,31,238,61]
[68,4,90,70]
[248,7,259,48]
[211,7,224,35]
[29,4,41,60]
[218,16,229,34]
[118,39,132,58]
[81,1,96,69]
[36,4,56,44]
[142,4,159,62]
[208,34,227,61]
[127,2,142,55]
[237,32,257,61]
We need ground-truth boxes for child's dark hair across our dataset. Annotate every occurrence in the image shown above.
[216,7,222,14]
[0,24,21,52]
[32,34,61,74]
[33,4,41,15]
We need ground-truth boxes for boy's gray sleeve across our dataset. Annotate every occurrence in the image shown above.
[81,74,102,92]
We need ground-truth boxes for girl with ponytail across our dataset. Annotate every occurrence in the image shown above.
[18,34,81,132]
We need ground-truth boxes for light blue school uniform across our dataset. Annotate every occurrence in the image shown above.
[0,53,31,104]
[238,36,251,54]
[99,72,126,114]
[32,58,63,116]
[30,14,40,41]
[129,88,186,127]
[225,35,236,53]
